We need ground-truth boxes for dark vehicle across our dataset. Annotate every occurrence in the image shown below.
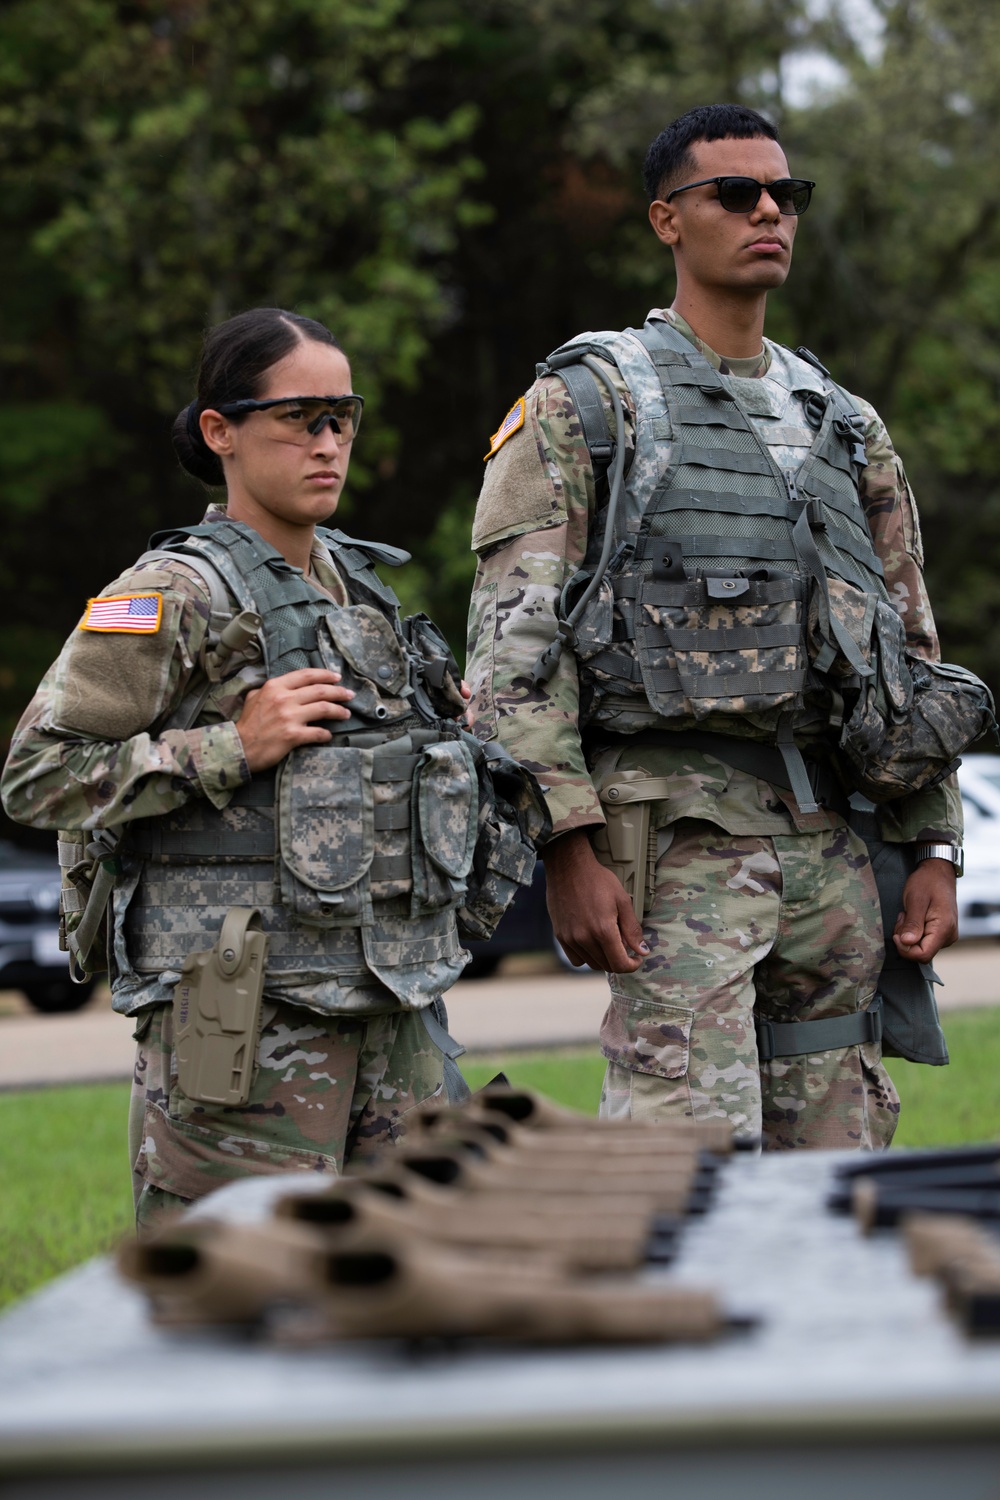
[0,842,95,1013]
[463,862,587,978]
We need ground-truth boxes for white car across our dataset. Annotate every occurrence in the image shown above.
[955,755,1000,939]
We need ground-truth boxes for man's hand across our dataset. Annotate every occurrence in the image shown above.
[236,669,355,772]
[893,858,959,963]
[542,828,650,973]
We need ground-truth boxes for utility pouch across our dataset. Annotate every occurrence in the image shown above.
[590,772,674,922]
[276,744,376,926]
[58,828,121,981]
[457,740,551,943]
[410,740,479,916]
[173,906,270,1106]
[842,649,996,803]
[633,572,806,720]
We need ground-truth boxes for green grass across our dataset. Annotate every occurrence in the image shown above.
[1,1006,998,1312]
[891,1007,1000,1146]
[0,1082,135,1311]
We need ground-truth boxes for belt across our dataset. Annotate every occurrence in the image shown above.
[586,728,851,822]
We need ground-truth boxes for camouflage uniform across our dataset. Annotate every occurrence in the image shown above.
[1,506,453,1225]
[467,309,962,1148]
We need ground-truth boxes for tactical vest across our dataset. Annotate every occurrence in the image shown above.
[121,519,477,1011]
[547,319,905,766]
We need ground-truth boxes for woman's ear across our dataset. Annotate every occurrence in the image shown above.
[200,409,233,457]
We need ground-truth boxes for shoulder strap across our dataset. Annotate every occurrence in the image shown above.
[552,362,615,482]
[317,527,407,610]
[321,528,411,569]
[134,547,235,632]
[792,344,831,377]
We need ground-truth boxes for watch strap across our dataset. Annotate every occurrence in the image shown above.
[914,842,964,877]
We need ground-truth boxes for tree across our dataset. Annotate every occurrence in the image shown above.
[0,0,484,748]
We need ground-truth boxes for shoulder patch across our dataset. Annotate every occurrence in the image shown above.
[79,593,163,634]
[484,398,526,461]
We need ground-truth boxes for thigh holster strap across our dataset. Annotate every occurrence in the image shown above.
[756,995,883,1062]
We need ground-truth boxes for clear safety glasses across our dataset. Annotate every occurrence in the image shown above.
[215,394,365,445]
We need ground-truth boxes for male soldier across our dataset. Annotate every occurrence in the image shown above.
[466,103,963,1149]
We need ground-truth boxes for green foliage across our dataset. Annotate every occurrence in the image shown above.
[0,404,120,514]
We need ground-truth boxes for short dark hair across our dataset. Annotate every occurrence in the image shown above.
[643,104,780,202]
[172,308,343,486]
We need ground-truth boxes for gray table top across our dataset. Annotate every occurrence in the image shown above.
[2,1149,1000,1474]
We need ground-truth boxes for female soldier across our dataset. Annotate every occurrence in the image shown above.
[1,307,500,1230]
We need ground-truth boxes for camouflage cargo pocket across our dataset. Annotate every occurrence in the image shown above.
[600,987,694,1080]
[411,740,479,915]
[465,583,498,736]
[277,744,375,926]
[637,574,805,720]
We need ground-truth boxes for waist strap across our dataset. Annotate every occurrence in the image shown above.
[587,728,850,821]
[756,996,883,1062]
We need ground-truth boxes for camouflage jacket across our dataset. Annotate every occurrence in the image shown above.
[466,308,962,846]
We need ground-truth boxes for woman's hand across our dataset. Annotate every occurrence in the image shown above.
[236,669,355,772]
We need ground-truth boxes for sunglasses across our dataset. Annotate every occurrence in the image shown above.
[215,394,365,444]
[665,176,815,216]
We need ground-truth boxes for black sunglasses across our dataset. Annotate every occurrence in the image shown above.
[215,394,365,442]
[665,176,815,216]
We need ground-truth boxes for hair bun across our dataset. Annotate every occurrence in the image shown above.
[171,400,225,486]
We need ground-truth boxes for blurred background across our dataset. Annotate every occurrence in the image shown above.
[3,0,1000,849]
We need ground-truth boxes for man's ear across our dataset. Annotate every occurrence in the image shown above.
[648,199,680,248]
[200,409,233,457]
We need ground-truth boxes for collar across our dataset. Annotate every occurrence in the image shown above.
[201,504,348,604]
[648,307,772,378]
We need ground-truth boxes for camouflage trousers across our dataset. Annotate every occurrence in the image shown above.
[129,999,445,1233]
[599,818,899,1150]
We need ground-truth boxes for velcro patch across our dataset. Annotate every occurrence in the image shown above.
[483,398,526,461]
[80,593,163,633]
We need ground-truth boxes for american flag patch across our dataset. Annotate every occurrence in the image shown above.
[483,397,526,460]
[79,594,163,634]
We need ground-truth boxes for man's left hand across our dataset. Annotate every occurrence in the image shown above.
[893,859,959,962]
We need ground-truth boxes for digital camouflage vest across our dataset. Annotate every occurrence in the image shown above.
[550,320,900,756]
[120,520,484,1012]
[539,319,994,806]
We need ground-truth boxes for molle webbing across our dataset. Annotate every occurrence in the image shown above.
[130,742,424,888]
[556,319,891,752]
[150,521,331,675]
[626,321,884,591]
[147,519,407,677]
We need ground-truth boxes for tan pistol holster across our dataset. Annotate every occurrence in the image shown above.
[173,906,270,1107]
[589,771,673,922]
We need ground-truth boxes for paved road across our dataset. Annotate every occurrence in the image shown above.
[1,942,998,1092]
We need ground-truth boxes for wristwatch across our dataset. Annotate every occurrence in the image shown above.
[914,842,964,878]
